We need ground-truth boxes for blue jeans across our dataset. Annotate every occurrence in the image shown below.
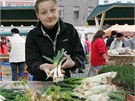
[10,62,25,81]
[90,65,104,76]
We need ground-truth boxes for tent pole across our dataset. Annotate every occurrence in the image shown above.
[99,12,106,30]
[94,17,100,30]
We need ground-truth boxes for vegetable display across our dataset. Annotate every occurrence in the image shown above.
[0,72,130,101]
[42,48,66,83]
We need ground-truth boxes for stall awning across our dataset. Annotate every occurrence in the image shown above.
[87,3,135,29]
[0,6,38,26]
[104,24,135,36]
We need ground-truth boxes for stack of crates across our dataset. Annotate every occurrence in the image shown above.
[2,61,12,81]
[1,61,30,81]
[0,61,2,81]
[0,66,2,81]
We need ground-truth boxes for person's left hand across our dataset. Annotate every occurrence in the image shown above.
[61,53,75,69]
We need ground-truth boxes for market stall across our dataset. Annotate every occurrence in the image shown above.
[108,49,135,66]
[109,54,135,66]
[1,72,130,101]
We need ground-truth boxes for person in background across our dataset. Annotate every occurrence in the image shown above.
[106,30,117,49]
[85,36,91,53]
[78,34,87,73]
[121,35,127,48]
[25,0,85,81]
[0,36,8,54]
[109,32,124,50]
[90,30,108,76]
[8,28,25,81]
[84,36,91,65]
[126,34,135,50]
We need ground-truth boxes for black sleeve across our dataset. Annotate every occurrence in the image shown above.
[25,30,44,75]
[69,26,85,71]
[106,38,113,49]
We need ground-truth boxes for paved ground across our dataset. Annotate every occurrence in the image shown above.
[71,63,91,78]
[71,62,135,78]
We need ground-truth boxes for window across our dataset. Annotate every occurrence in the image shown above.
[10,3,17,6]
[88,7,93,16]
[127,1,132,3]
[73,6,79,19]
[104,0,108,3]
[23,3,31,6]
[116,1,121,3]
[58,6,64,19]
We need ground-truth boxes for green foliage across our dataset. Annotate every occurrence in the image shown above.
[0,86,32,101]
[100,64,134,90]
[15,94,32,101]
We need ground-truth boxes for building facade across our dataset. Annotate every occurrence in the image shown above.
[98,0,135,5]
[0,0,98,26]
[57,0,98,25]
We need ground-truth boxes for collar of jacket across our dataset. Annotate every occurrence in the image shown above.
[41,22,60,38]
[35,18,67,36]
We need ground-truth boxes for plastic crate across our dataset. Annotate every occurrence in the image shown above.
[1,61,10,66]
[0,72,2,81]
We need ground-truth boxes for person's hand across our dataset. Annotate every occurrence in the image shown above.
[61,53,75,69]
[105,59,109,65]
[39,63,56,77]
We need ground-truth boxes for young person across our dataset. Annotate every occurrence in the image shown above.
[25,0,85,81]
[109,32,124,50]
[90,30,108,76]
[106,30,117,50]
[8,28,25,81]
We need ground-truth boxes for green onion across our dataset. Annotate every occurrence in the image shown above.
[42,48,66,83]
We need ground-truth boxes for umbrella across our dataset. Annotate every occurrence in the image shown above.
[104,24,135,36]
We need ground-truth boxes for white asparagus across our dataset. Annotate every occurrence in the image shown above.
[83,76,107,84]
[82,72,117,84]
[88,84,116,92]
[85,94,104,101]
[57,58,65,82]
[93,72,117,79]
[0,99,4,101]
[0,95,5,101]
[74,82,100,91]
[74,84,116,98]
[85,93,109,101]
[53,67,58,82]
[74,90,86,99]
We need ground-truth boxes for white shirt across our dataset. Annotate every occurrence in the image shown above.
[109,39,122,50]
[8,34,25,63]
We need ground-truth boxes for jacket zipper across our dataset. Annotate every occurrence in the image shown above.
[41,23,61,54]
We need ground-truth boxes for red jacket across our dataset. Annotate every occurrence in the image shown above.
[91,38,108,66]
[0,43,8,54]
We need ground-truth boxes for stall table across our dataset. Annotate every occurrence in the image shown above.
[109,54,135,66]
[0,81,54,94]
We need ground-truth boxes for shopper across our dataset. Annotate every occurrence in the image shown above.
[90,30,108,76]
[106,30,117,50]
[85,36,91,53]
[126,34,135,50]
[0,36,8,54]
[25,0,85,81]
[109,32,124,50]
[8,28,25,81]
